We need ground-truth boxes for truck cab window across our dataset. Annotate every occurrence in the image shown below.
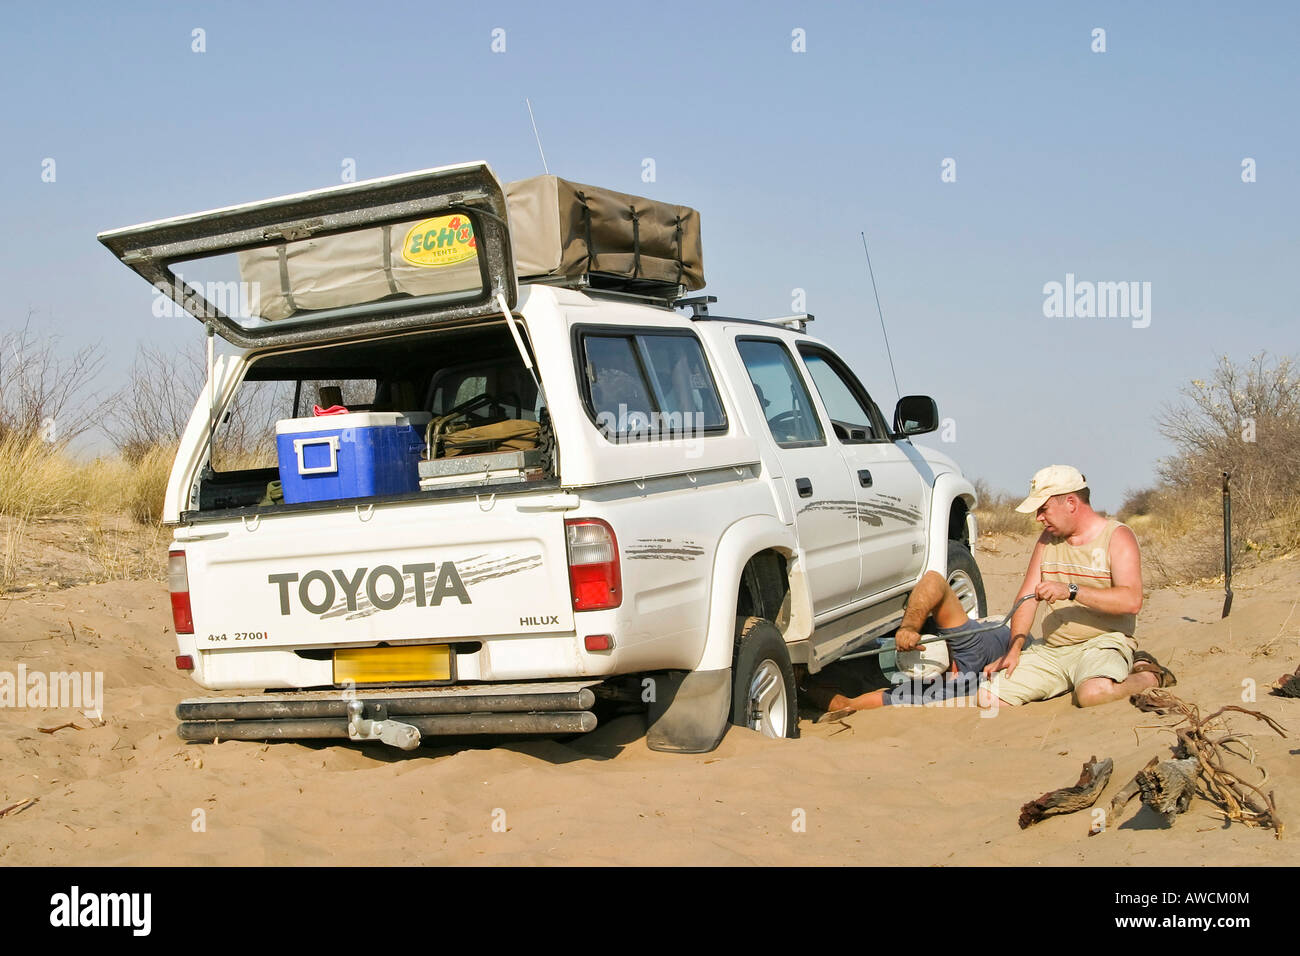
[736,339,823,446]
[799,349,882,442]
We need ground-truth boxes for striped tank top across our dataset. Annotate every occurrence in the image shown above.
[1039,518,1137,647]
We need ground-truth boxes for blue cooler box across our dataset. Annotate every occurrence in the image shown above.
[275,412,428,504]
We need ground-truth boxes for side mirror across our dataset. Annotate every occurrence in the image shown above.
[893,395,938,437]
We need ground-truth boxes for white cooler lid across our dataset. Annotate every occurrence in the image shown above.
[275,411,419,435]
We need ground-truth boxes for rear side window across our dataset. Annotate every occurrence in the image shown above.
[580,330,726,440]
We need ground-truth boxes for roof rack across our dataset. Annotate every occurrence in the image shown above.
[762,313,815,333]
[676,295,717,318]
[675,299,816,333]
[521,272,685,307]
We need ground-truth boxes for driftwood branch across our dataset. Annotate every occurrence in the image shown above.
[38,721,82,735]
[1020,755,1113,829]
[0,797,37,819]
[1100,689,1289,838]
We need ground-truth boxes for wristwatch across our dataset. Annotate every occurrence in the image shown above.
[1068,583,1079,601]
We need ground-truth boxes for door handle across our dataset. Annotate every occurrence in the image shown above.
[858,469,873,488]
[795,477,813,498]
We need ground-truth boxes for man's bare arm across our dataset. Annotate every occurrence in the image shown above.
[895,571,967,650]
[983,535,1046,678]
[1077,525,1142,614]
[1009,534,1048,646]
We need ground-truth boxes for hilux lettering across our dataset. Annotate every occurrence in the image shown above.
[520,615,561,627]
[268,562,471,616]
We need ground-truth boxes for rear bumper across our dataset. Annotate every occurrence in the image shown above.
[176,680,599,744]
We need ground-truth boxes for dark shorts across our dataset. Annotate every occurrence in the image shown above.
[880,618,1013,707]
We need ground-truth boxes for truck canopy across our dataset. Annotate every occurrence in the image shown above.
[98,161,516,349]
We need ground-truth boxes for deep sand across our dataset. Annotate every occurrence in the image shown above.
[1,533,1296,865]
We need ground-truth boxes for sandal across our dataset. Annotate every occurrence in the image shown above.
[1131,650,1177,688]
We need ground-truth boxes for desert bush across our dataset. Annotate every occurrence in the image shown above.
[971,477,1038,536]
[107,342,288,468]
[0,314,106,442]
[1135,353,1300,583]
[105,344,202,457]
[1117,486,1161,521]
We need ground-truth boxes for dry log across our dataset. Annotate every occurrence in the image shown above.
[1019,755,1114,829]
[1092,756,1159,835]
[1136,756,1199,825]
[1273,666,1300,699]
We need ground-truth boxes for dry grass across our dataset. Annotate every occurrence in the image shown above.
[971,478,1038,537]
[85,514,170,583]
[0,435,175,592]
[1,515,30,591]
[0,434,175,521]
[123,444,177,525]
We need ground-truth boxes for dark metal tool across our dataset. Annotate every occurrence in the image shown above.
[1222,471,1233,618]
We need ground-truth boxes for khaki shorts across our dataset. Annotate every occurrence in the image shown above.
[989,633,1135,706]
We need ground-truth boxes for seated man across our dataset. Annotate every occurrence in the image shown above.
[978,465,1175,709]
[804,569,1013,714]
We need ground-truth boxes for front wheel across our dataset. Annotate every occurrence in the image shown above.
[731,617,799,739]
[946,540,988,618]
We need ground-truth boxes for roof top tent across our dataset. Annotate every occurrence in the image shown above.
[505,175,704,304]
[99,164,706,350]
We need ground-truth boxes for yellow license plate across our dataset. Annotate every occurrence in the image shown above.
[334,645,452,684]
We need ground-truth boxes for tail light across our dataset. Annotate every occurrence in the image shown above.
[168,550,194,635]
[565,518,621,611]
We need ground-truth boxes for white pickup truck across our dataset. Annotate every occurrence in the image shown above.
[99,162,986,753]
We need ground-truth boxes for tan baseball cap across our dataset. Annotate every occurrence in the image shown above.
[1015,465,1088,513]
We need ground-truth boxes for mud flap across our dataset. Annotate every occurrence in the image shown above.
[645,668,731,754]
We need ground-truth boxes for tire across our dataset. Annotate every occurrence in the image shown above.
[946,540,988,618]
[730,616,799,739]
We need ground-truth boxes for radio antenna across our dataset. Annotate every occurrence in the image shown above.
[525,98,550,174]
[860,230,901,402]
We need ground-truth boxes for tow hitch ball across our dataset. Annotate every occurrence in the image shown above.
[346,699,421,750]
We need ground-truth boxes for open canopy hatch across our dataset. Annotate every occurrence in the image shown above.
[98,161,516,349]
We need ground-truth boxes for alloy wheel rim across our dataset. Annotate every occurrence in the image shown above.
[949,569,979,616]
[749,659,788,737]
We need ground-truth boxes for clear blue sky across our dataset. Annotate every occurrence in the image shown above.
[3,0,1296,510]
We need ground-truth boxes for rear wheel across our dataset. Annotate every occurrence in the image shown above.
[946,540,988,618]
[731,617,799,739]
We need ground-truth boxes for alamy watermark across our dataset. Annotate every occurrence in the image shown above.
[595,403,709,458]
[50,886,150,936]
[1,666,103,715]
[1042,273,1151,328]
[152,275,261,320]
[888,670,999,717]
